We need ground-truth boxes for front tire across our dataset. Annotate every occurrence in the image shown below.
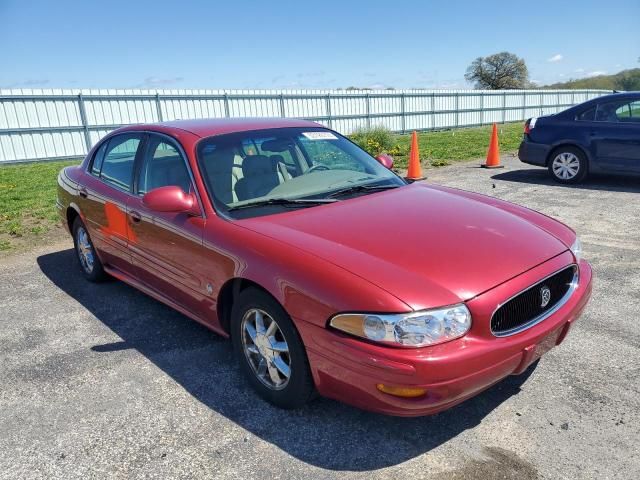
[231,287,315,409]
[72,217,107,282]
[548,146,588,184]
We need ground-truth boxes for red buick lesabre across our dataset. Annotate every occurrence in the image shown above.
[57,118,592,416]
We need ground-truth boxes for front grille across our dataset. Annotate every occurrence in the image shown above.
[491,266,577,336]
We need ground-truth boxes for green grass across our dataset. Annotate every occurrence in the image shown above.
[389,122,523,170]
[0,160,78,252]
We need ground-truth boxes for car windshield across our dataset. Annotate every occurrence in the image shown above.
[196,127,405,217]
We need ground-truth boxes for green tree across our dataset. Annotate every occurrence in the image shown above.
[465,52,529,89]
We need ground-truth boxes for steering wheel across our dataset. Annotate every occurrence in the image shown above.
[307,164,330,173]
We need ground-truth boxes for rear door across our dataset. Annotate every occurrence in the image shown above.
[590,98,640,173]
[126,133,211,317]
[78,133,144,273]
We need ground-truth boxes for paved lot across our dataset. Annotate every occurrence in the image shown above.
[1,156,639,479]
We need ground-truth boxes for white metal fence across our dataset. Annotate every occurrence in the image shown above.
[0,88,610,163]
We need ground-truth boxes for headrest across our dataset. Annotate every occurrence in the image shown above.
[203,147,235,173]
[242,155,276,176]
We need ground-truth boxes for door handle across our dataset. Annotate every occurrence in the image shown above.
[78,187,88,198]
[129,211,142,223]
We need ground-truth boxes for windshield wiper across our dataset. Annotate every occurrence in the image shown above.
[227,197,338,211]
[327,183,402,198]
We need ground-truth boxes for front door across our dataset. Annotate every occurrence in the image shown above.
[591,98,640,173]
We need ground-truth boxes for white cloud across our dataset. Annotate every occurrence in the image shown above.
[575,68,585,73]
[559,73,566,77]
[3,79,50,88]
[137,76,183,88]
[547,54,563,63]
[586,71,607,77]
[530,79,541,85]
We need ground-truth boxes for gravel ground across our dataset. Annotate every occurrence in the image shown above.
[1,155,638,479]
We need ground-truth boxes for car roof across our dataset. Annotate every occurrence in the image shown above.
[557,92,639,117]
[117,117,324,138]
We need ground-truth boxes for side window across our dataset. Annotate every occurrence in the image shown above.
[615,100,640,122]
[100,134,142,191]
[595,101,626,122]
[576,107,595,122]
[137,137,191,195]
[90,141,108,176]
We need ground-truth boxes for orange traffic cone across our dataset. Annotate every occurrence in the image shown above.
[482,124,504,169]
[406,131,424,180]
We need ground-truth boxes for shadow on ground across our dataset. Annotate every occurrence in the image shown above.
[38,249,537,472]
[492,168,640,193]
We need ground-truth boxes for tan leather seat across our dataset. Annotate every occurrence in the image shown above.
[202,148,241,204]
[234,155,284,201]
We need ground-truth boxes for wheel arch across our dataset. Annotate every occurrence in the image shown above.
[66,205,81,232]
[545,142,591,167]
[216,277,281,336]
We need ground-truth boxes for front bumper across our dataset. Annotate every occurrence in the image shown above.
[518,138,551,166]
[299,253,592,416]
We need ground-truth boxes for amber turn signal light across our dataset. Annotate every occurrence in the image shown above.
[376,383,427,398]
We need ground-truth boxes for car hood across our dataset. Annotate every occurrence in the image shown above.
[238,183,569,310]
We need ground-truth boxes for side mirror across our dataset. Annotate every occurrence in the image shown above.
[375,153,394,169]
[142,186,199,215]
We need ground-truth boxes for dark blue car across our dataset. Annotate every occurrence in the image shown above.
[518,92,640,183]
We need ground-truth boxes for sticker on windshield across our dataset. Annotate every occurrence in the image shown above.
[302,131,338,140]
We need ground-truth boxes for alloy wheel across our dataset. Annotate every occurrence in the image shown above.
[240,308,291,390]
[76,226,94,274]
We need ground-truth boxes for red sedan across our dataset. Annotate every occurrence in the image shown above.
[57,118,592,416]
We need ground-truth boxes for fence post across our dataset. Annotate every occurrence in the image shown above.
[522,91,527,120]
[430,92,435,131]
[155,93,163,121]
[479,91,484,126]
[325,93,332,129]
[365,93,371,128]
[454,92,459,128]
[400,93,406,134]
[223,94,230,117]
[77,94,92,153]
[502,91,507,124]
[279,94,286,118]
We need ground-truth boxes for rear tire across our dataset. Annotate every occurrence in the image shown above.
[72,217,107,282]
[548,146,588,184]
[231,287,315,409]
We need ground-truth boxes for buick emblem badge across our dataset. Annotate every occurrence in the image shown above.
[540,285,551,308]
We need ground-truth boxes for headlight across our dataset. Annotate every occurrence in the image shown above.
[329,304,472,347]
[570,237,582,261]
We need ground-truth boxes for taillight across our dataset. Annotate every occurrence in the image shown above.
[524,117,537,135]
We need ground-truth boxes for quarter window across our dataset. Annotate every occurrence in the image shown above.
[137,137,191,195]
[100,134,142,191]
[90,141,108,176]
[576,107,595,122]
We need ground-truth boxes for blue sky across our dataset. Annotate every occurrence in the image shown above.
[1,0,638,90]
